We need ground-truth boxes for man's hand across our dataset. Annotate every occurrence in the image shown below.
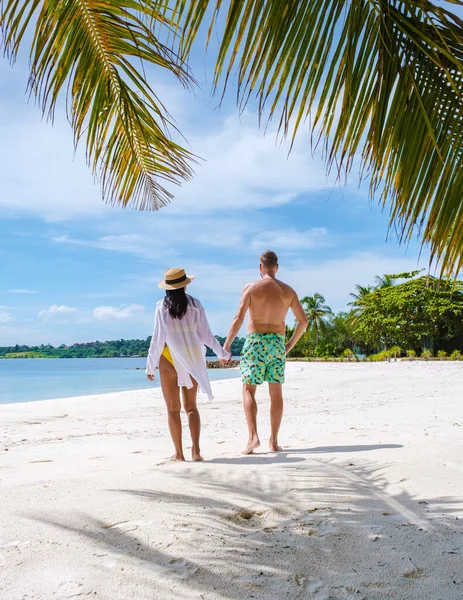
[147,374,155,381]
[220,349,232,366]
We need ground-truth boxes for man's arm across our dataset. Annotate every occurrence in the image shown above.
[285,293,308,354]
[223,285,252,356]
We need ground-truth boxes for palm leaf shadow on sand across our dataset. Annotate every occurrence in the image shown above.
[25,455,463,599]
[206,444,404,465]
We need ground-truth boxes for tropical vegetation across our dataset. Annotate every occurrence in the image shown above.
[287,271,463,359]
[2,1,463,275]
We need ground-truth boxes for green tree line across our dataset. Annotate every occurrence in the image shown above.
[0,337,246,360]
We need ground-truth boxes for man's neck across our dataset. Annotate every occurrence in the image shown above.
[261,272,277,280]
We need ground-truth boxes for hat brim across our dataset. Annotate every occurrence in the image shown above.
[158,275,195,290]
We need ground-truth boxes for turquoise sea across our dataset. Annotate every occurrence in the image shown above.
[0,357,240,405]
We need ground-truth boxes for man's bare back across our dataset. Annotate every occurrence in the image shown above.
[223,251,308,456]
[245,278,297,336]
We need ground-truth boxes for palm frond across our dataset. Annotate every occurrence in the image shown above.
[166,0,463,275]
[1,0,196,210]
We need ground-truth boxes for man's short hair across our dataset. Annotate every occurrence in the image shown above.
[260,250,278,269]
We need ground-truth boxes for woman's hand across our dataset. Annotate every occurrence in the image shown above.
[220,350,232,366]
[147,374,155,381]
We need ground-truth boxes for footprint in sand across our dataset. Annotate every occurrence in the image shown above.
[297,508,339,538]
[299,580,364,599]
[55,580,93,598]
[164,558,198,579]
[402,567,425,579]
[144,558,198,580]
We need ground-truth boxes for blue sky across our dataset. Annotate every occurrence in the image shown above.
[0,25,429,346]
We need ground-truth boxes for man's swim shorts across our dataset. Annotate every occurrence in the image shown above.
[240,333,286,385]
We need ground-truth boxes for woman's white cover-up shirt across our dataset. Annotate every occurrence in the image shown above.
[146,296,231,400]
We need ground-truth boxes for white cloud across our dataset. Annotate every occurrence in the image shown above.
[39,305,78,319]
[252,228,328,250]
[0,70,345,222]
[93,304,145,321]
[0,310,13,323]
[5,289,38,294]
[51,233,163,257]
[278,252,424,312]
[167,114,340,214]
[0,102,110,222]
[49,214,255,257]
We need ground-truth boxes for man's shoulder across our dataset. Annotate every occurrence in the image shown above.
[242,281,258,293]
[277,279,297,296]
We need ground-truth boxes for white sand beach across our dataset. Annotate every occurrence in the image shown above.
[1,361,462,600]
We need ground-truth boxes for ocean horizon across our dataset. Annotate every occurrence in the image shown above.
[0,357,240,405]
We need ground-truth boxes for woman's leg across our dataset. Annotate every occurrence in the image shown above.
[182,378,202,461]
[159,355,184,461]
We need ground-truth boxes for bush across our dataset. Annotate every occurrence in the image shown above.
[421,349,433,360]
[312,341,338,358]
[388,345,401,357]
[341,348,356,361]
[437,350,447,359]
[450,350,462,360]
[406,349,417,358]
[369,350,389,362]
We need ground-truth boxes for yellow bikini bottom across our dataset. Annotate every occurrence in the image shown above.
[162,345,174,366]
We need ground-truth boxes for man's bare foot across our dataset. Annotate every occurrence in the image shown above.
[242,437,260,455]
[192,447,204,462]
[269,439,282,452]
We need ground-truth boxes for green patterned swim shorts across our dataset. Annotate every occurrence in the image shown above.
[240,333,286,385]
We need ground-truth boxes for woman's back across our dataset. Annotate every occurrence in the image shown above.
[147,291,229,400]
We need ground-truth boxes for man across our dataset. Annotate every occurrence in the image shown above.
[222,250,308,454]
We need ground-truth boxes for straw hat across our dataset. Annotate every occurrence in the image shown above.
[158,267,195,290]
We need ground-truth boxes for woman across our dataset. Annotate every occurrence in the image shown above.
[146,267,231,462]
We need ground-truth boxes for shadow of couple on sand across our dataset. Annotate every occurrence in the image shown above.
[206,443,403,464]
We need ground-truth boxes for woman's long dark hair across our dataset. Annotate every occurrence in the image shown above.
[164,288,190,319]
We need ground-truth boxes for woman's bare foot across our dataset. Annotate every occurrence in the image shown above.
[171,453,185,462]
[242,437,260,455]
[269,439,282,452]
[192,447,203,461]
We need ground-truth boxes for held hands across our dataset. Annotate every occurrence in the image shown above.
[219,348,232,366]
[147,374,155,381]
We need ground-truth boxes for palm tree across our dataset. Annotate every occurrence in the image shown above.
[301,294,333,346]
[165,1,463,277]
[0,1,196,211]
[375,275,394,289]
[348,285,374,306]
[2,1,463,275]
[348,284,375,324]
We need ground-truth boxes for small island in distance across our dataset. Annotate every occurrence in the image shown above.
[0,336,246,360]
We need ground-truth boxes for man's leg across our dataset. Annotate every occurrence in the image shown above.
[242,384,260,454]
[268,382,283,451]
